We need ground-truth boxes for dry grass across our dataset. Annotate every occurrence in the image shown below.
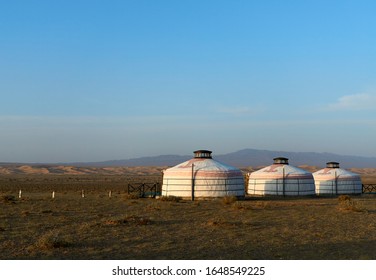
[222,195,238,205]
[122,193,141,200]
[102,215,152,226]
[159,195,182,202]
[337,195,367,212]
[1,194,16,203]
[1,173,376,260]
[33,229,73,250]
[231,201,251,210]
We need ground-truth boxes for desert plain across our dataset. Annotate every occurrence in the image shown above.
[1,164,376,260]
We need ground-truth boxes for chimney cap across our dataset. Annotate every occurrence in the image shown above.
[273,157,289,165]
[326,162,340,168]
[193,150,212,159]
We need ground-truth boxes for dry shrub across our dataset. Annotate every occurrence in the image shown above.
[145,202,161,211]
[103,219,123,226]
[34,230,73,250]
[222,196,238,205]
[338,196,366,212]
[122,193,140,200]
[21,211,30,216]
[1,195,16,203]
[159,196,182,202]
[103,215,152,226]
[206,218,224,227]
[338,195,351,202]
[205,218,236,228]
[253,201,271,209]
[232,201,251,210]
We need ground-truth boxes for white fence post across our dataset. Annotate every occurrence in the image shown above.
[18,190,22,199]
[81,189,85,198]
[52,191,55,199]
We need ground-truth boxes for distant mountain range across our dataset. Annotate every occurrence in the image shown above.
[65,148,376,168]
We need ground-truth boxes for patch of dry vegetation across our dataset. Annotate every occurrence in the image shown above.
[33,230,73,250]
[102,215,152,226]
[337,195,367,212]
[122,193,141,200]
[231,201,252,210]
[1,195,16,203]
[221,196,238,205]
[159,195,182,202]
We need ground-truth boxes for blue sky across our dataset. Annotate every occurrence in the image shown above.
[1,0,376,162]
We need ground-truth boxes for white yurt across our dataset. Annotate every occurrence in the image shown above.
[161,150,245,199]
[313,162,362,195]
[247,157,315,196]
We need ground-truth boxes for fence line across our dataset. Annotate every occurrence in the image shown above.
[10,182,161,200]
[363,184,376,193]
[7,183,376,199]
[127,182,160,198]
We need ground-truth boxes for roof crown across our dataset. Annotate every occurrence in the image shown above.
[326,162,340,168]
[273,157,289,165]
[193,150,212,159]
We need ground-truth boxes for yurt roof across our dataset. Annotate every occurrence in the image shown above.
[249,157,312,179]
[163,150,242,177]
[313,162,360,179]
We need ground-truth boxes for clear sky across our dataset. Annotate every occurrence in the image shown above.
[1,0,376,163]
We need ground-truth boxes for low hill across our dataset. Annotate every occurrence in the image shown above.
[69,148,376,169]
[0,165,166,176]
[1,149,376,175]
